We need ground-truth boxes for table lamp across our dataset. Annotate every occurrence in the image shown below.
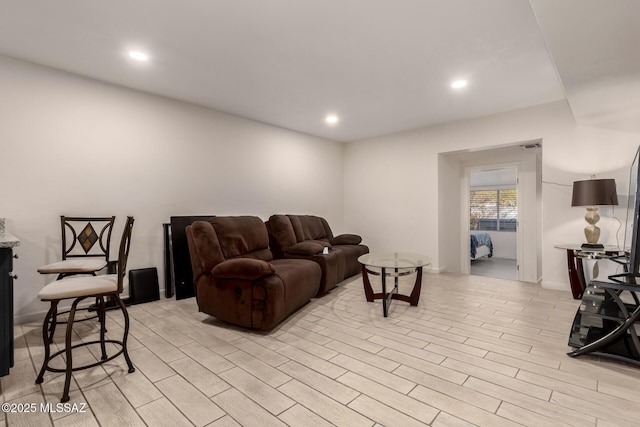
[571,178,618,249]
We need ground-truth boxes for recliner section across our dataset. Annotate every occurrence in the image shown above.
[186,216,321,330]
[267,214,369,295]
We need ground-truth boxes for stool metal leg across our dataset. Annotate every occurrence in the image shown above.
[115,295,135,373]
[98,297,107,360]
[61,298,83,402]
[36,301,58,384]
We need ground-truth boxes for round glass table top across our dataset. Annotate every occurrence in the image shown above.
[554,244,622,253]
[358,252,430,269]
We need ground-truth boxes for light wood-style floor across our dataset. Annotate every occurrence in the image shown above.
[2,273,640,427]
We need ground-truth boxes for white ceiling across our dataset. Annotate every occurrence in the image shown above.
[530,0,640,135]
[0,1,637,142]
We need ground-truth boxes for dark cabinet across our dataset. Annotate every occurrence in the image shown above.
[1,247,15,377]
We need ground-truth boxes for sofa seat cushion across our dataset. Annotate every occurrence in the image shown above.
[212,258,275,280]
[270,259,321,312]
[331,244,370,277]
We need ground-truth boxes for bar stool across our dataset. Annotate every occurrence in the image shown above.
[37,216,116,341]
[36,216,135,402]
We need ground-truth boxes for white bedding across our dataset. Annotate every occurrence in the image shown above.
[471,244,491,260]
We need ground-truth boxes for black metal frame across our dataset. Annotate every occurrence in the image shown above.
[362,265,423,317]
[568,281,640,365]
[61,216,115,262]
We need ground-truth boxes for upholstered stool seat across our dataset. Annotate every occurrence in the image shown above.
[38,258,108,275]
[38,275,117,300]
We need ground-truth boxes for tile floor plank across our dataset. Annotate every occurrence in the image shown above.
[278,379,374,427]
[168,356,230,397]
[136,397,193,427]
[154,374,225,426]
[409,384,523,427]
[337,371,439,425]
[278,403,334,427]
[278,360,360,405]
[83,382,146,427]
[212,388,288,427]
[218,367,295,415]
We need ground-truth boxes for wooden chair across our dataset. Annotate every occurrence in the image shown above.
[36,217,135,402]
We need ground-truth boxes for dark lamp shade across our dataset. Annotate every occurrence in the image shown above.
[571,179,618,207]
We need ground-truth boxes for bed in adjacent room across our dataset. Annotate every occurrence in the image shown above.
[470,230,493,260]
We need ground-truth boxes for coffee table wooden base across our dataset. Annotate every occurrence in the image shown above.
[361,265,423,317]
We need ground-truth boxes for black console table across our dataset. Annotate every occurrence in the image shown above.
[1,233,19,377]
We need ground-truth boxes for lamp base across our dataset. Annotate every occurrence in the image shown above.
[581,243,604,250]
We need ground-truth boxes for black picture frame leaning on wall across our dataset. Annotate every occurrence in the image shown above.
[567,145,640,365]
[168,216,215,300]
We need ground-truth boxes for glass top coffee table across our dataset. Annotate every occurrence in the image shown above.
[357,252,430,317]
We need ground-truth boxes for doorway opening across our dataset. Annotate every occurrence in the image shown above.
[469,167,518,280]
[437,141,541,284]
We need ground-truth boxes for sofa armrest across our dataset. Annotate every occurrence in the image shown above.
[285,241,326,256]
[212,259,275,280]
[330,234,362,245]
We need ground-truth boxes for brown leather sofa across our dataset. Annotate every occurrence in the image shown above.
[267,214,369,295]
[186,216,321,330]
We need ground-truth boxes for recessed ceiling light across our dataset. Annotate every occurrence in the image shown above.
[451,79,468,89]
[128,50,149,61]
[325,114,339,125]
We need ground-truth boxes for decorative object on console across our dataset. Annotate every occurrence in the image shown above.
[571,178,618,249]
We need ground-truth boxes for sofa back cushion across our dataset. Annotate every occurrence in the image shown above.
[289,215,333,242]
[267,215,297,255]
[210,216,273,261]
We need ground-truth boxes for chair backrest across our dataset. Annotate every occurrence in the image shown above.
[61,216,116,260]
[114,217,134,293]
[267,215,333,256]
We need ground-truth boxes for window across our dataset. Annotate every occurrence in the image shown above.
[470,189,517,231]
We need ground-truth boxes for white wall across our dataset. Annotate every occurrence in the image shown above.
[344,100,640,292]
[0,56,345,322]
